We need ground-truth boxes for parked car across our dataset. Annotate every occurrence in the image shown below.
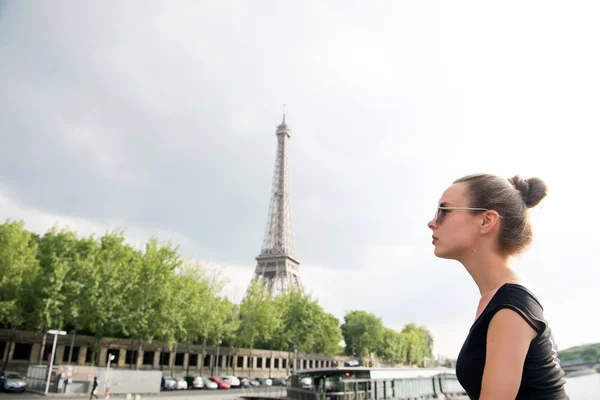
[248,377,260,386]
[221,376,241,388]
[184,376,204,389]
[208,376,231,389]
[174,377,188,390]
[202,377,218,390]
[257,377,273,386]
[237,376,251,387]
[160,376,176,390]
[272,377,287,386]
[0,371,27,393]
[300,377,313,390]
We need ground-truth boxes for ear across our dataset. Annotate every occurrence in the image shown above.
[481,210,501,234]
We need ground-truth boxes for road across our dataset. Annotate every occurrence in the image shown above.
[0,387,287,400]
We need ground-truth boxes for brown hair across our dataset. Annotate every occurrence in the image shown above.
[453,174,548,255]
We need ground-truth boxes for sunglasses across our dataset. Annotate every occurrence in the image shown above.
[434,206,500,225]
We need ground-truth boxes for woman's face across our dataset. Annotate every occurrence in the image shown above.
[427,183,485,260]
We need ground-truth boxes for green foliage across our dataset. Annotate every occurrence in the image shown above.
[378,328,406,364]
[558,343,600,363]
[399,323,433,366]
[270,288,343,356]
[79,230,140,340]
[237,280,281,350]
[0,220,434,368]
[28,227,82,331]
[341,310,385,361]
[0,220,38,328]
[340,311,433,366]
[314,312,344,355]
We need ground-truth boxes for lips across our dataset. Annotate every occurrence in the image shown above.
[432,236,438,244]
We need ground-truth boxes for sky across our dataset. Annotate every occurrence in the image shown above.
[1,0,598,359]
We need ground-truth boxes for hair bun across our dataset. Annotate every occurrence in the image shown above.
[508,175,548,208]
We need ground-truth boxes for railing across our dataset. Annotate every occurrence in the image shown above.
[438,373,466,396]
[239,374,467,399]
[240,385,289,398]
[25,364,58,394]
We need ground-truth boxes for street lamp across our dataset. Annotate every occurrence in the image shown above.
[215,340,222,376]
[67,318,77,365]
[45,329,66,395]
[293,343,299,372]
[106,354,115,381]
[106,353,115,398]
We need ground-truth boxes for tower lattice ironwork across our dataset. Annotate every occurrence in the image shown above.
[248,114,302,297]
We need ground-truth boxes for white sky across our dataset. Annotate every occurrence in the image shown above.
[1,1,598,359]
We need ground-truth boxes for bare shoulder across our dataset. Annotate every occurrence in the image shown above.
[489,307,540,338]
[479,308,537,399]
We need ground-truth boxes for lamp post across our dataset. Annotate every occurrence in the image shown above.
[215,340,221,376]
[293,342,299,372]
[67,318,77,365]
[106,354,115,382]
[105,353,115,399]
[45,330,66,395]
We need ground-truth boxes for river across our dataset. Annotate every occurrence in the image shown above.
[564,372,600,399]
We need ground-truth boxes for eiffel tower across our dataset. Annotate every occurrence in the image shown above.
[248,114,302,297]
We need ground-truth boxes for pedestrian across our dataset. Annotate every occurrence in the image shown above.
[427,174,568,399]
[90,376,98,400]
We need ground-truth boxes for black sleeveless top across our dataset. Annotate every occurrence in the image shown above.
[456,283,569,399]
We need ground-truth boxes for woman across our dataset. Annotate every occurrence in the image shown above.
[90,376,98,400]
[427,174,568,399]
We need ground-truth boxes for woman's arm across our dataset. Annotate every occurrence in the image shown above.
[479,308,538,400]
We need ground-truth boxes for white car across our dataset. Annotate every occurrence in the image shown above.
[258,377,273,386]
[187,376,204,389]
[202,378,218,389]
[221,376,241,388]
[300,377,313,390]
[175,378,188,390]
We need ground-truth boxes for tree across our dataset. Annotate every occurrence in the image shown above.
[78,229,140,364]
[184,265,228,376]
[166,261,235,376]
[126,237,181,369]
[207,297,239,375]
[271,289,318,370]
[581,346,599,362]
[28,227,82,328]
[313,312,343,356]
[377,328,406,364]
[272,289,318,353]
[0,220,38,327]
[0,220,39,370]
[273,289,343,357]
[237,280,281,374]
[399,323,433,366]
[559,343,600,363]
[26,226,84,363]
[341,310,384,363]
[65,234,100,327]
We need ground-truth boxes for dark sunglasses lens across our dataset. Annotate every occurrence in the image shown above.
[436,208,446,224]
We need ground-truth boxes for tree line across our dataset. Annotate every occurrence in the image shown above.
[0,219,433,370]
[558,343,600,363]
[341,310,433,366]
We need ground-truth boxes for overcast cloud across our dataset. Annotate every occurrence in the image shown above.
[1,0,598,358]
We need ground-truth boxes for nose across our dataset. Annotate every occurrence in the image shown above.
[427,218,437,230]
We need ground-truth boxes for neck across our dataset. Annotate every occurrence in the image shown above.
[459,247,518,296]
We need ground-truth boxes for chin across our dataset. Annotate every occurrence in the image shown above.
[434,245,457,260]
[433,246,446,258]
